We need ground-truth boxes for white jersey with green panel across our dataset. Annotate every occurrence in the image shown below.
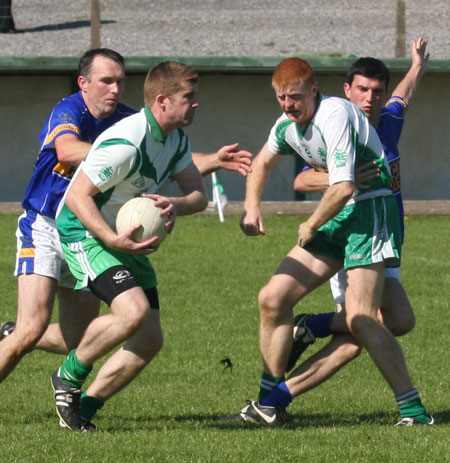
[267,94,392,204]
[56,106,192,243]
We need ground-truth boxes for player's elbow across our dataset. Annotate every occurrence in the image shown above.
[334,181,354,200]
[197,193,208,212]
[190,191,208,213]
[293,174,307,192]
[65,189,78,213]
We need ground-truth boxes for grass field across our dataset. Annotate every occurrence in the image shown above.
[0,212,448,463]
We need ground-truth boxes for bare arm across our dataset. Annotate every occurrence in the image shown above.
[192,143,252,177]
[391,36,429,105]
[54,134,92,166]
[294,169,330,193]
[298,181,354,247]
[168,163,208,216]
[240,142,281,236]
[294,163,380,193]
[65,171,158,255]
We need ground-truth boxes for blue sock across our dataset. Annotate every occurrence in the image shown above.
[260,382,292,409]
[306,312,334,338]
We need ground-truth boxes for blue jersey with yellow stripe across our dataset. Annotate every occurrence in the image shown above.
[378,96,406,239]
[22,91,135,219]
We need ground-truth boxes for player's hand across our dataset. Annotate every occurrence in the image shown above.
[355,161,380,189]
[240,210,265,236]
[411,36,429,69]
[217,143,252,176]
[142,193,176,234]
[298,221,316,247]
[111,223,160,255]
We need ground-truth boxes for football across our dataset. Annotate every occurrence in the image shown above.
[116,197,169,244]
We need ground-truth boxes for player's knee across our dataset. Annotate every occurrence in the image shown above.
[346,313,377,337]
[339,341,362,360]
[15,323,47,353]
[129,319,164,363]
[258,285,285,321]
[390,311,416,336]
[145,323,164,355]
[118,301,151,336]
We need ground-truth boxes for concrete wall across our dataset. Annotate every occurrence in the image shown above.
[1,63,449,203]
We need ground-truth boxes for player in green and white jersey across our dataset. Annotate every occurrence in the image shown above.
[56,106,194,254]
[268,95,393,208]
[51,61,208,431]
[225,57,432,427]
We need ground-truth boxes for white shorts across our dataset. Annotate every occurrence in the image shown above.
[329,266,401,304]
[14,211,77,289]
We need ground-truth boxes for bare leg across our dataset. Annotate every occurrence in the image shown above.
[284,276,415,399]
[75,286,150,366]
[258,246,341,377]
[0,274,56,381]
[85,309,163,401]
[286,333,361,396]
[331,276,415,335]
[35,287,100,354]
[345,264,414,395]
[379,277,415,336]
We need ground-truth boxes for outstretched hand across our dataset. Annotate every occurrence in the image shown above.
[217,143,252,176]
[411,36,429,69]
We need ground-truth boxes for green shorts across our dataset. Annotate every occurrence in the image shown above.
[304,195,401,270]
[61,237,157,291]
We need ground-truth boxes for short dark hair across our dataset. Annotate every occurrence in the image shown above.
[144,61,198,106]
[78,48,125,79]
[346,57,390,89]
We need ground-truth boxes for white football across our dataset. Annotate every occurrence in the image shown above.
[116,197,169,244]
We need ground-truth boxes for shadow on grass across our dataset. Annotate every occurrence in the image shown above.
[17,409,449,432]
[209,409,450,430]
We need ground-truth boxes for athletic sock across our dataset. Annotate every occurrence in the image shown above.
[306,312,334,338]
[81,393,104,422]
[396,389,432,423]
[259,381,292,409]
[258,372,285,401]
[59,349,93,389]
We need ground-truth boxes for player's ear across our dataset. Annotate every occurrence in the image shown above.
[343,82,351,99]
[155,94,168,110]
[78,75,88,92]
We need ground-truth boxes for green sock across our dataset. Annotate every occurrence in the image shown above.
[59,349,93,388]
[81,393,104,421]
[258,372,285,401]
[396,389,432,423]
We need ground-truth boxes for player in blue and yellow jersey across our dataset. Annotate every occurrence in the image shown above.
[0,49,135,384]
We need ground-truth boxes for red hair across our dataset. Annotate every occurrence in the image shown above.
[272,58,316,88]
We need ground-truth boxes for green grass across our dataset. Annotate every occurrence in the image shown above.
[0,213,448,462]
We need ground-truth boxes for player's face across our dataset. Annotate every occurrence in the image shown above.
[164,81,199,129]
[344,75,387,126]
[78,56,125,119]
[274,80,318,129]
